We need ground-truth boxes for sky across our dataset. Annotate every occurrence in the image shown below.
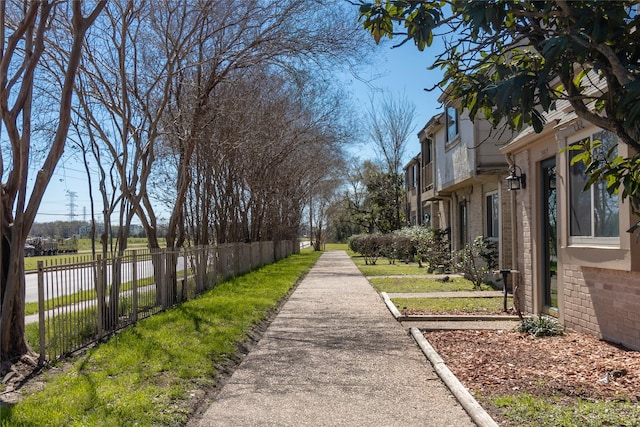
[341,37,446,165]
[33,38,445,224]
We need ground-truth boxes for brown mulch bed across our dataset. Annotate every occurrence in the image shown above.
[425,329,640,424]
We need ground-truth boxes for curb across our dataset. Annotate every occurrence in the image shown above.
[410,327,499,427]
[380,292,403,318]
[380,292,499,426]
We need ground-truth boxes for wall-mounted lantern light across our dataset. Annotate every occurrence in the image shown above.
[506,165,526,191]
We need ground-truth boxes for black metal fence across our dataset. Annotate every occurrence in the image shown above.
[34,241,298,363]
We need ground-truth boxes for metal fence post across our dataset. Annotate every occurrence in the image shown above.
[96,255,104,341]
[132,251,138,323]
[160,250,167,309]
[37,261,46,366]
[182,247,188,301]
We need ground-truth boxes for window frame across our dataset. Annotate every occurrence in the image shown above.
[445,106,459,146]
[485,191,500,240]
[567,129,620,247]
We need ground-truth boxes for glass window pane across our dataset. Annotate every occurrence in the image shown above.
[593,131,619,237]
[446,107,458,142]
[568,130,619,239]
[486,193,499,238]
[569,142,591,236]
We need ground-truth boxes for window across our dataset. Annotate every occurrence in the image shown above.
[412,164,417,188]
[422,139,434,191]
[422,138,433,164]
[569,130,619,241]
[486,192,499,239]
[406,163,417,189]
[446,106,459,143]
[459,201,468,246]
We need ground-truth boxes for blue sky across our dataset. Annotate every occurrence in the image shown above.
[343,37,445,164]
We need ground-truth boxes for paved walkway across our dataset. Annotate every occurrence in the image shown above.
[192,251,475,427]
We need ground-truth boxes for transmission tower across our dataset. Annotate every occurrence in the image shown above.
[66,191,77,220]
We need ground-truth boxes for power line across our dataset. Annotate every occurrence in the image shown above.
[66,191,77,220]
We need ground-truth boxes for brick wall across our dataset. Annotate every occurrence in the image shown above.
[564,265,640,351]
[514,151,534,314]
[500,178,513,270]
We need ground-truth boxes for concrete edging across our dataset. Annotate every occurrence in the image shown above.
[380,292,403,319]
[410,327,499,427]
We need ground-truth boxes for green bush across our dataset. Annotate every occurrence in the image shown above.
[349,227,451,268]
[399,226,450,270]
[518,315,564,337]
[455,236,498,289]
[348,234,383,265]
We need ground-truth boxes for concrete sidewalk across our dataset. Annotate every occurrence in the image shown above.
[191,251,476,427]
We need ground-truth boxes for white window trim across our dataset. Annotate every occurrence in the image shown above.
[445,106,460,149]
[566,129,621,247]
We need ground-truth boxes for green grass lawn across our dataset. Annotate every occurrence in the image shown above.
[492,394,640,427]
[351,256,427,276]
[322,242,349,251]
[369,276,493,293]
[2,250,321,427]
[392,296,513,313]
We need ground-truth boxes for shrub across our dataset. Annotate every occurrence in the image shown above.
[348,234,365,254]
[348,234,383,265]
[389,230,415,263]
[399,227,446,270]
[378,233,395,263]
[518,315,564,337]
[455,236,498,289]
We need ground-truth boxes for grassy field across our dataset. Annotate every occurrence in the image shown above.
[2,250,321,426]
[368,276,493,293]
[392,296,513,313]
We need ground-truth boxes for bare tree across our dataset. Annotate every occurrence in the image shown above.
[367,93,416,231]
[179,67,349,247]
[159,0,370,249]
[0,1,105,362]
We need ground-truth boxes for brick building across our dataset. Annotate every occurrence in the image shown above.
[405,95,640,351]
[502,106,640,351]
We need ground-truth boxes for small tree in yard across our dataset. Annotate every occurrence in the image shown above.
[456,237,498,290]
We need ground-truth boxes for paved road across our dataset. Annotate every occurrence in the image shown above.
[24,257,186,303]
[191,251,475,427]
